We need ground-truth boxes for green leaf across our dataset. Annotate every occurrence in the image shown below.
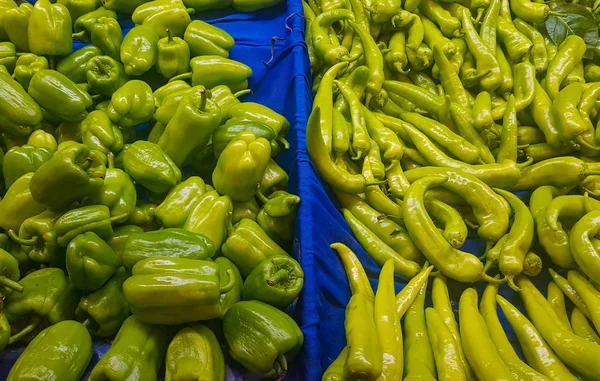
[546,3,599,59]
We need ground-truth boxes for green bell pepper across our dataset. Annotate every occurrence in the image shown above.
[4,268,80,344]
[170,55,252,92]
[66,231,119,291]
[85,55,129,97]
[241,255,303,309]
[158,87,221,168]
[120,25,159,76]
[107,225,143,264]
[223,300,303,377]
[0,72,43,137]
[56,45,102,84]
[222,218,289,277]
[228,101,290,140]
[72,6,116,42]
[183,0,232,12]
[106,80,154,128]
[123,257,236,325]
[6,239,34,275]
[184,20,234,58]
[257,190,300,244]
[9,210,63,265]
[88,316,169,381]
[0,248,23,296]
[75,267,130,337]
[12,54,49,90]
[0,65,8,76]
[27,130,57,153]
[28,70,93,123]
[55,205,119,247]
[212,118,282,157]
[232,0,284,12]
[123,140,181,194]
[154,85,200,125]
[57,0,101,26]
[183,190,233,248]
[153,80,190,107]
[0,173,46,233]
[3,145,52,189]
[103,0,151,14]
[132,0,194,38]
[3,3,32,52]
[155,176,207,228]
[0,233,9,251]
[122,228,216,273]
[0,0,17,42]
[157,29,190,79]
[89,16,123,60]
[261,159,289,195]
[232,198,260,224]
[30,143,106,212]
[125,201,159,231]
[28,0,73,58]
[0,42,16,72]
[211,85,251,124]
[215,256,243,318]
[0,313,10,353]
[81,110,125,154]
[54,121,83,144]
[7,320,92,381]
[166,325,225,381]
[213,131,271,202]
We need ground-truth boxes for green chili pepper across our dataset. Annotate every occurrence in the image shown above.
[514,18,548,72]
[546,35,587,100]
[570,210,600,285]
[311,10,356,67]
[511,0,557,23]
[382,80,445,120]
[547,280,573,331]
[571,306,600,345]
[511,157,600,191]
[585,62,600,82]
[425,197,468,249]
[403,282,435,380]
[567,270,600,332]
[497,17,532,63]
[433,44,471,108]
[548,269,591,319]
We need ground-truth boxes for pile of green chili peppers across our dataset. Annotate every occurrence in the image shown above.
[0,0,304,379]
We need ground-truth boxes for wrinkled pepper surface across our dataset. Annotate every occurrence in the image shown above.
[257,190,300,243]
[120,25,159,76]
[123,140,181,194]
[106,80,154,128]
[0,72,43,137]
[28,0,72,58]
[184,20,235,58]
[183,190,233,248]
[66,231,119,291]
[9,210,63,265]
[155,176,206,228]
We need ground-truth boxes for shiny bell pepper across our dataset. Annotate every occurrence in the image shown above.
[3,145,52,189]
[232,0,284,12]
[257,190,300,244]
[81,110,125,154]
[223,300,303,377]
[241,254,303,309]
[107,225,143,264]
[215,257,242,317]
[261,159,289,195]
[132,0,194,38]
[55,205,118,247]
[222,218,289,277]
[183,0,232,12]
[28,0,73,58]
[0,42,16,72]
[30,143,106,212]
[0,173,46,233]
[103,0,151,14]
[183,190,233,248]
[228,101,290,140]
[0,313,9,353]
[0,0,17,41]
[7,239,34,275]
[154,85,200,125]
[120,25,159,76]
[27,130,57,154]
[85,55,129,97]
[232,198,260,224]
[7,320,92,381]
[56,46,102,84]
[4,268,80,343]
[72,6,116,42]
[0,64,8,76]
[88,316,169,381]
[54,121,83,144]
[122,228,216,273]
[66,231,119,291]
[123,140,181,194]
[123,257,236,325]
[75,267,130,337]
[155,176,206,228]
[89,17,123,60]
[106,80,154,128]
[0,248,23,296]
[153,80,190,107]
[212,118,282,157]
[158,87,221,167]
[12,54,49,90]
[166,325,225,381]
[28,70,93,123]
[0,72,43,137]
[184,20,234,58]
[157,29,190,79]
[213,131,271,202]
[211,85,251,124]
[3,3,32,52]
[170,55,252,92]
[9,210,63,265]
[125,201,159,231]
[57,0,101,26]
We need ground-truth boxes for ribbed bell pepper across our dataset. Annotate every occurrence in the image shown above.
[0,248,23,296]
[0,173,46,233]
[170,55,252,92]
[0,0,17,41]
[30,142,106,212]
[0,42,16,72]
[211,85,251,124]
[28,0,72,58]
[123,257,236,325]
[157,29,190,79]
[155,176,207,228]
[66,231,119,291]
[55,205,118,247]
[0,72,43,137]
[57,0,101,25]
[9,210,63,265]
[3,3,32,52]
[215,257,242,317]
[183,190,233,248]
[153,80,190,107]
[213,131,271,202]
[75,267,130,337]
[132,0,194,38]
[27,130,57,153]
[72,6,116,42]
[89,16,123,60]
[120,25,159,76]
[184,20,234,58]
[223,301,303,377]
[257,190,300,243]
[261,159,289,194]
[107,225,143,264]
[88,316,169,381]
[183,0,232,12]
[125,201,159,231]
[7,321,92,381]
[123,141,181,194]
[13,54,49,90]
[81,110,125,154]
[212,118,282,157]
[56,45,102,84]
[86,55,129,97]
[106,80,154,128]
[166,325,225,381]
[2,145,52,189]
[232,198,260,224]
[158,87,221,168]
[122,228,216,273]
[154,85,200,125]
[228,101,290,141]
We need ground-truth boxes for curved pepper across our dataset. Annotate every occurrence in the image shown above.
[81,110,124,154]
[85,55,129,97]
[132,0,193,38]
[403,281,435,380]
[570,210,600,285]
[155,176,206,228]
[157,29,190,80]
[2,145,52,189]
[546,35,587,100]
[66,231,119,291]
[215,257,242,318]
[28,0,73,59]
[166,325,225,381]
[120,25,159,76]
[171,55,252,93]
[57,45,102,84]
[0,72,43,137]
[9,210,63,265]
[183,190,232,248]
[257,190,300,244]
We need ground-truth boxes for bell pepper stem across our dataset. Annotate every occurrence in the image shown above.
[464,219,479,230]
[276,136,290,150]
[481,272,507,284]
[166,28,173,44]
[9,316,42,344]
[393,62,410,75]
[79,157,93,171]
[198,88,207,111]
[0,276,23,293]
[107,152,115,169]
[219,268,236,294]
[186,7,195,15]
[256,186,270,204]
[518,157,534,169]
[72,31,87,40]
[169,72,193,83]
[233,89,252,98]
[577,135,600,151]
[506,276,521,292]
[267,269,289,286]
[7,230,37,247]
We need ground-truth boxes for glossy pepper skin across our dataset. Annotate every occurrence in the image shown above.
[0,0,17,41]
[88,17,123,61]
[215,257,243,317]
[153,80,190,107]
[170,55,252,93]
[213,131,271,202]
[123,257,236,325]
[183,190,233,248]
[55,205,117,247]
[29,130,57,153]
[228,102,290,143]
[2,145,52,189]
[66,231,119,291]
[57,0,101,25]
[103,0,150,14]
[232,198,259,224]
[0,72,43,137]
[125,201,159,231]
[123,141,181,194]
[10,210,63,265]
[120,25,159,76]
[166,325,226,381]
[72,6,117,42]
[213,119,279,157]
[88,316,169,381]
[28,70,93,123]
[132,0,194,38]
[28,0,72,58]
[3,3,32,52]
[0,42,16,72]
[158,87,221,168]
[107,80,154,128]
[223,300,303,378]
[107,225,143,264]
[0,173,46,234]
[6,321,92,381]
[157,29,190,80]
[211,85,251,124]
[0,249,23,296]
[56,46,102,84]
[30,143,106,212]
[257,190,300,244]
[155,176,206,228]
[184,20,234,58]
[81,110,124,154]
